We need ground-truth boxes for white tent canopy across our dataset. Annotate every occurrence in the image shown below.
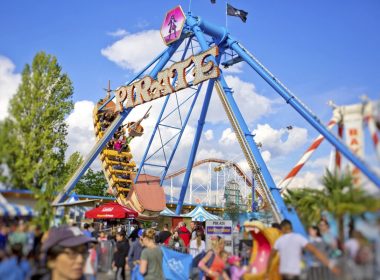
[0,203,34,217]
[182,205,221,222]
[160,207,176,216]
[0,193,34,217]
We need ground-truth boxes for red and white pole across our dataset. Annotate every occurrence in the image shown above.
[279,118,339,192]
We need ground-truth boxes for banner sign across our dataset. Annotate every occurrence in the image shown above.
[342,104,364,185]
[205,220,233,253]
[161,246,193,280]
[115,46,220,111]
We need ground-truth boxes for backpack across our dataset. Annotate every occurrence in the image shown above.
[355,244,373,265]
[192,250,215,268]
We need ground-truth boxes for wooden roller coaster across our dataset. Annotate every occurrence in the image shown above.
[93,97,166,220]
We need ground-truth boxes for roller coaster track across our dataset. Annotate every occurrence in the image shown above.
[165,158,264,201]
[164,158,264,198]
[134,157,264,199]
[167,158,246,179]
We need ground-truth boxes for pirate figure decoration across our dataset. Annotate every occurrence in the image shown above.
[168,15,177,39]
[161,5,186,45]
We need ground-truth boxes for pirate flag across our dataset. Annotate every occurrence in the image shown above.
[227,3,248,23]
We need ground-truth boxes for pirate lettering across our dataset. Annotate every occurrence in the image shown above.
[115,46,220,111]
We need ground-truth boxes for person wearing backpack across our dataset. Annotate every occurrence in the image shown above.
[198,236,229,280]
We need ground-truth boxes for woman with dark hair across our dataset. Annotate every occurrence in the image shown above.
[34,226,95,280]
[168,231,186,253]
[139,228,164,280]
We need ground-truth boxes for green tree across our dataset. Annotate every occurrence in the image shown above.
[61,152,83,185]
[75,168,110,197]
[0,52,74,229]
[284,170,380,243]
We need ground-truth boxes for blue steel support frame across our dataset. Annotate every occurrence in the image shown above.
[175,79,215,215]
[159,83,203,185]
[135,37,197,183]
[217,74,306,235]
[175,16,222,215]
[193,14,380,187]
[54,38,184,204]
[53,109,131,204]
[228,41,380,188]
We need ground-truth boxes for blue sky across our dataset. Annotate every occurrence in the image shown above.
[1,0,379,200]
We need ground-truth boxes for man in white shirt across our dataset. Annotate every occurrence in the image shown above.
[266,219,339,280]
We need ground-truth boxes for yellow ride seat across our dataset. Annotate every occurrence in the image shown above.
[101,150,132,159]
[116,186,130,193]
[107,168,135,176]
[110,175,133,184]
[103,158,136,168]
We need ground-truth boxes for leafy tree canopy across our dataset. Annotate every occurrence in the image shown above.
[284,170,380,242]
[0,52,74,229]
[75,168,110,197]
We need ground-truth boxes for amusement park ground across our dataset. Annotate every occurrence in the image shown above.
[98,271,120,280]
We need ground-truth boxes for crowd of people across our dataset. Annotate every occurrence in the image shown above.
[0,217,378,280]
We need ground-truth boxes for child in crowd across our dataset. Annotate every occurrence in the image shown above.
[228,255,248,280]
[84,243,98,280]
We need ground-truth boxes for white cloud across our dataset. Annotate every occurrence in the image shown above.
[196,148,224,161]
[65,100,96,158]
[0,56,21,120]
[261,150,272,163]
[136,20,150,29]
[191,168,210,186]
[236,160,250,174]
[219,128,237,146]
[107,28,129,37]
[253,124,308,157]
[308,157,331,169]
[286,171,323,190]
[101,30,166,73]
[222,63,243,73]
[203,75,273,125]
[204,129,214,141]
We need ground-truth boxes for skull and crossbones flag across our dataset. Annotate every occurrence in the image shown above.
[227,3,248,23]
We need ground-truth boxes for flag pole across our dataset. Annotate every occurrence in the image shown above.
[188,0,192,12]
